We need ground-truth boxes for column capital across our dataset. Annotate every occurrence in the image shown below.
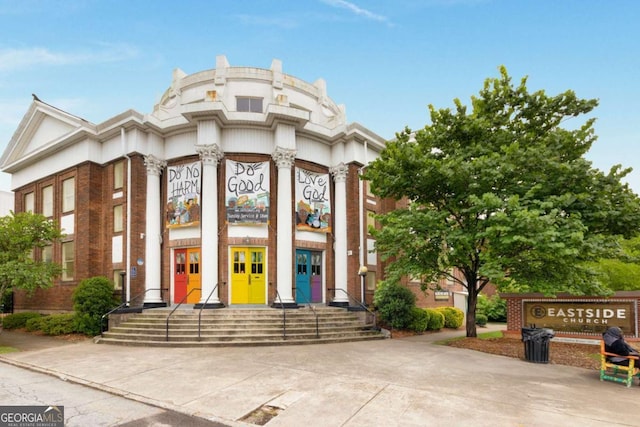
[144,154,167,176]
[272,147,297,169]
[196,144,224,165]
[330,162,349,183]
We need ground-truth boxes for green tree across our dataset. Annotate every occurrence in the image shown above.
[591,237,640,291]
[363,67,640,337]
[0,211,64,304]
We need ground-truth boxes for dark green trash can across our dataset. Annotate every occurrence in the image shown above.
[521,327,554,363]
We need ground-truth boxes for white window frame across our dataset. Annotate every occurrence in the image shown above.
[62,177,75,213]
[62,241,75,281]
[42,185,53,217]
[237,97,263,113]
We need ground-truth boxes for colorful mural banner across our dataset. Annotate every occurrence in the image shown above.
[226,160,270,224]
[166,161,201,228]
[295,167,331,233]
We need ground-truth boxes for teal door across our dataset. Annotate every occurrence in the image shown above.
[296,250,311,303]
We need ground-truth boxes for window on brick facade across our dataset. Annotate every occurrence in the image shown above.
[113,269,124,291]
[62,241,75,281]
[365,180,374,197]
[62,177,75,213]
[114,161,124,190]
[366,210,376,234]
[366,271,377,291]
[236,97,263,113]
[42,185,53,217]
[113,205,123,233]
[24,192,34,212]
[42,245,53,263]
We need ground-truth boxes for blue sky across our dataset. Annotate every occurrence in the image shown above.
[0,0,638,195]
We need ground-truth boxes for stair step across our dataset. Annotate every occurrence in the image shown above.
[102,306,383,347]
[95,334,384,347]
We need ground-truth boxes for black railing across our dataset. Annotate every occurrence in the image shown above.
[101,288,168,336]
[274,290,286,340]
[165,288,201,341]
[197,283,220,341]
[294,288,319,339]
[328,287,377,330]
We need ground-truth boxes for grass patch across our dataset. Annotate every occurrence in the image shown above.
[0,346,19,354]
[435,330,504,345]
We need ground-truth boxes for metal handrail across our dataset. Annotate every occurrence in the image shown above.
[274,290,286,340]
[328,287,378,330]
[294,288,319,339]
[197,283,219,341]
[100,288,168,336]
[165,288,201,341]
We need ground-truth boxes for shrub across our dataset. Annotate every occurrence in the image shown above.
[425,308,444,330]
[407,307,429,332]
[25,316,45,332]
[436,306,464,329]
[475,313,488,326]
[476,294,507,322]
[39,314,77,335]
[2,312,42,329]
[373,280,416,329]
[72,276,119,336]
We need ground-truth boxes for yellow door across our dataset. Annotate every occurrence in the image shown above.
[231,247,266,304]
[186,248,201,303]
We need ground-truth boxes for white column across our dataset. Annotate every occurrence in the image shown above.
[196,143,224,307]
[143,154,167,306]
[272,147,297,306]
[330,162,349,304]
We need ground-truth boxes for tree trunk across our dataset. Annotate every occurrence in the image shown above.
[465,272,478,337]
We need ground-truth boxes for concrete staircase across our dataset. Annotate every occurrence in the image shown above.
[95,306,384,347]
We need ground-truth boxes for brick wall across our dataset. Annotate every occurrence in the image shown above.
[502,292,640,340]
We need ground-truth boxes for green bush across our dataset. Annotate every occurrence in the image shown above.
[475,313,488,326]
[72,276,119,336]
[476,294,507,322]
[2,312,42,329]
[436,306,464,329]
[40,314,77,335]
[407,307,429,332]
[373,281,416,329]
[425,308,444,330]
[25,316,45,332]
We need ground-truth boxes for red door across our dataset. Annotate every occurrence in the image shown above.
[174,249,187,303]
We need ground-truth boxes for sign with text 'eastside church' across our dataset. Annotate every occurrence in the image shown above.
[523,300,637,335]
[166,161,201,229]
[226,160,270,224]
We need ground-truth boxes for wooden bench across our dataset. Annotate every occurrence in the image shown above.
[600,340,640,387]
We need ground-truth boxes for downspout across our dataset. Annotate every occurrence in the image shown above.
[121,127,132,303]
[358,140,368,304]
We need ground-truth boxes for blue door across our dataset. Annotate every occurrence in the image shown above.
[296,250,311,303]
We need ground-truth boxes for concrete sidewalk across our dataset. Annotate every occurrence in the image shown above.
[1,325,637,427]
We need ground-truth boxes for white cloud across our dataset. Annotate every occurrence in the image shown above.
[0,43,138,72]
[321,0,391,24]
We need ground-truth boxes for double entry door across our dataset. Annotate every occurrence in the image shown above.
[231,247,266,304]
[174,247,201,304]
[295,249,323,304]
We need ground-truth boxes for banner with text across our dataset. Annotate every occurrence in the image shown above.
[295,167,331,233]
[166,161,201,228]
[226,160,270,224]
